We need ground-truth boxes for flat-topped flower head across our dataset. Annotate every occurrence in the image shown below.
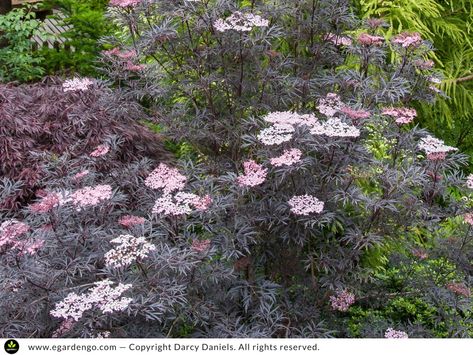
[262,111,318,126]
[237,160,268,187]
[90,144,110,157]
[324,33,353,46]
[311,118,360,138]
[144,163,187,193]
[330,290,355,312]
[418,135,458,160]
[392,32,422,48]
[288,195,324,215]
[340,107,371,120]
[384,328,408,339]
[0,220,29,248]
[192,239,211,253]
[118,215,146,228]
[446,282,471,297]
[29,192,60,213]
[463,213,473,226]
[382,107,417,124]
[105,234,156,268]
[109,0,141,7]
[270,148,302,167]
[317,93,343,117]
[70,185,113,210]
[152,192,211,216]
[63,78,94,92]
[257,124,295,145]
[214,12,269,32]
[358,33,384,46]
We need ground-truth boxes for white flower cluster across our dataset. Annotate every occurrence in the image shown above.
[152,192,211,216]
[317,93,343,117]
[418,135,457,160]
[257,124,295,145]
[50,279,132,321]
[288,195,324,215]
[105,234,156,268]
[310,118,360,138]
[214,12,269,32]
[62,78,94,92]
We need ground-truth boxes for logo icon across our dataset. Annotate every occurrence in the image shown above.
[4,340,19,354]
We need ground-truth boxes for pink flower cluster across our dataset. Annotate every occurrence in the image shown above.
[152,192,212,216]
[73,170,90,181]
[358,33,384,46]
[446,282,471,297]
[192,239,211,253]
[464,213,473,226]
[214,12,269,32]
[288,195,324,215]
[270,148,302,167]
[329,290,355,312]
[324,33,353,46]
[466,174,473,189]
[103,48,145,72]
[317,93,343,117]
[237,160,268,187]
[0,220,29,248]
[384,328,408,338]
[145,163,187,193]
[62,78,94,92]
[341,106,371,120]
[90,144,110,157]
[29,192,60,213]
[391,32,422,48]
[382,107,417,124]
[118,215,146,228]
[418,135,458,161]
[412,249,428,260]
[105,234,156,268]
[70,185,113,210]
[257,124,295,146]
[50,279,132,321]
[109,0,141,7]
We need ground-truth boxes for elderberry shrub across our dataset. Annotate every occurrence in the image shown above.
[1,0,472,338]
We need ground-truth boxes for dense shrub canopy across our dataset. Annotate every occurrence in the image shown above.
[0,0,472,339]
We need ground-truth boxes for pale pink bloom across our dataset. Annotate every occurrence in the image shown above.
[257,124,295,145]
[412,249,428,260]
[118,215,146,228]
[73,170,90,181]
[329,290,355,312]
[317,93,343,117]
[466,174,473,189]
[105,234,156,268]
[391,32,422,48]
[152,192,209,216]
[341,106,371,120]
[358,33,384,46]
[63,78,94,92]
[413,59,434,70]
[192,239,211,253]
[0,220,29,248]
[193,195,213,211]
[324,33,353,46]
[90,144,110,157]
[262,111,318,126]
[270,148,302,167]
[109,0,141,7]
[384,328,408,339]
[125,62,145,72]
[214,12,269,32]
[70,185,113,210]
[288,195,324,215]
[382,107,417,124]
[144,163,187,193]
[50,279,132,321]
[103,47,121,56]
[463,213,473,226]
[29,192,60,213]
[446,282,471,297]
[237,160,268,187]
[116,50,137,59]
[418,135,457,160]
